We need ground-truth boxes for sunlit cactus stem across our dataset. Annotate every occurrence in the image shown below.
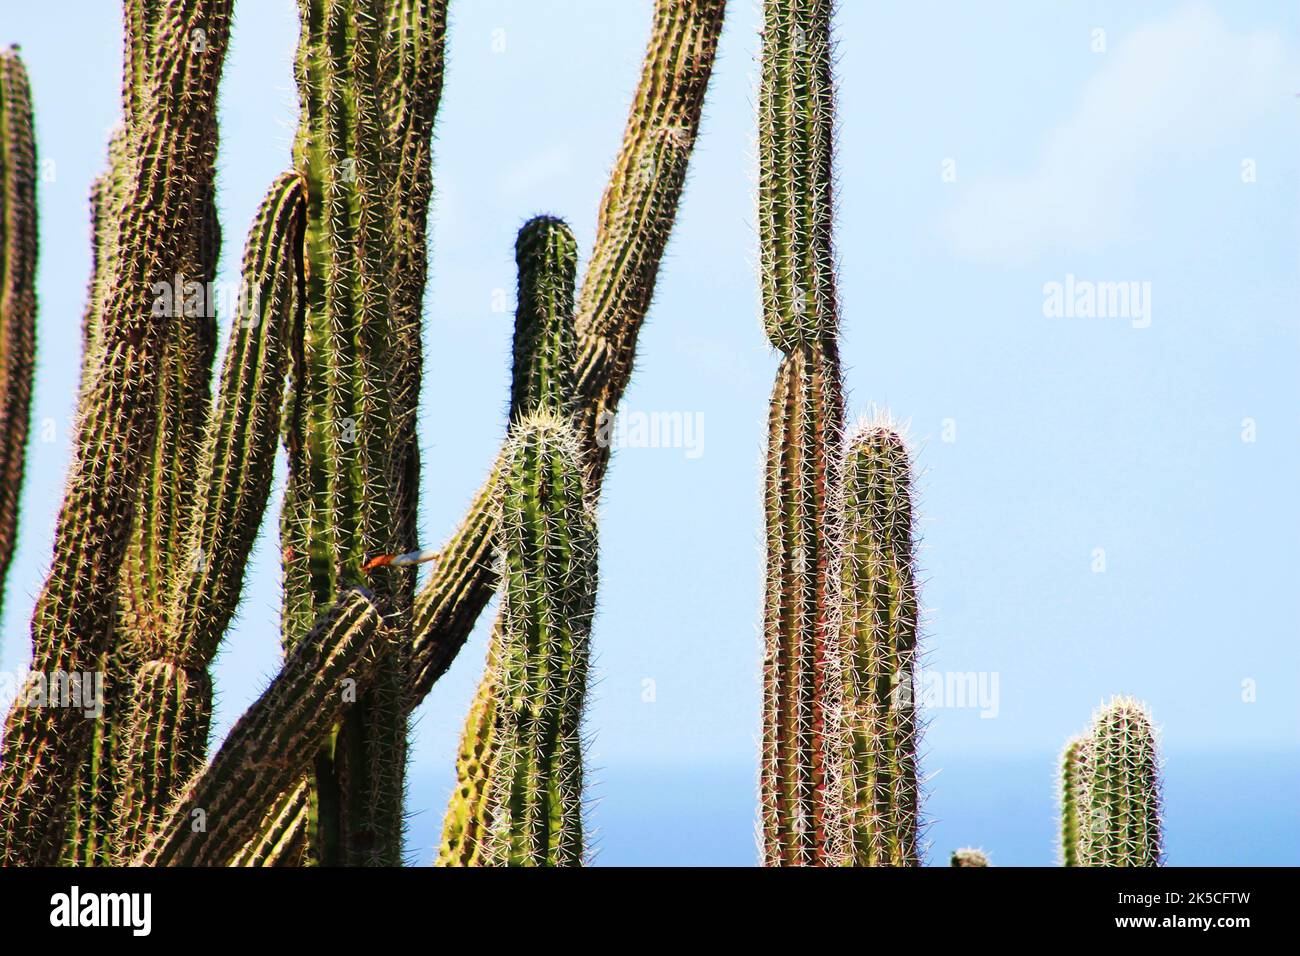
[1081,698,1163,867]
[758,0,846,866]
[837,422,920,866]
[483,413,597,866]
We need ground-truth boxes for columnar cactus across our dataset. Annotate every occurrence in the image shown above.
[1078,698,1163,867]
[482,413,597,866]
[1058,733,1091,867]
[437,215,580,867]
[836,422,920,866]
[757,0,846,866]
[0,46,36,627]
[135,590,387,867]
[406,0,727,706]
[0,1,234,866]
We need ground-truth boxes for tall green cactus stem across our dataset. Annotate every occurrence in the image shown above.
[0,47,37,626]
[483,413,597,866]
[437,216,580,867]
[1081,698,1163,867]
[837,422,919,866]
[112,173,307,857]
[0,0,233,867]
[281,0,446,866]
[407,0,726,711]
[1059,734,1091,867]
[758,0,845,866]
[135,590,386,867]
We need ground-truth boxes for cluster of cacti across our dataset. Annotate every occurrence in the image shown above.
[1061,698,1163,867]
[0,0,1175,870]
[755,0,1168,869]
[0,0,725,868]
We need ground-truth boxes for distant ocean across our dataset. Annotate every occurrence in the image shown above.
[406,750,1299,866]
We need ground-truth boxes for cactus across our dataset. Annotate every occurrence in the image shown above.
[1078,698,1163,867]
[950,848,990,867]
[0,46,36,628]
[481,413,597,866]
[836,421,920,866]
[1059,734,1091,867]
[406,0,727,707]
[135,590,387,867]
[436,216,580,867]
[757,0,846,867]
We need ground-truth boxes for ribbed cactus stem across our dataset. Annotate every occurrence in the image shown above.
[436,636,498,866]
[438,216,581,867]
[483,414,597,866]
[407,0,725,712]
[134,590,386,867]
[837,422,919,866]
[112,172,307,857]
[950,848,990,867]
[1059,734,1091,867]
[0,46,37,627]
[761,345,843,865]
[0,1,233,866]
[1082,698,1163,867]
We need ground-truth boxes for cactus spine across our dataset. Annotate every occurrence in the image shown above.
[483,413,597,866]
[758,0,846,866]
[837,422,920,866]
[0,46,36,627]
[1079,698,1163,867]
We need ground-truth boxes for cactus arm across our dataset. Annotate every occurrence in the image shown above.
[1059,734,1090,866]
[1083,698,1163,867]
[483,414,596,866]
[229,782,310,867]
[0,46,36,629]
[0,0,233,866]
[838,423,920,866]
[110,173,307,857]
[406,0,726,712]
[134,590,385,867]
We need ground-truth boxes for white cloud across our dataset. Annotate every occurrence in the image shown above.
[943,4,1296,263]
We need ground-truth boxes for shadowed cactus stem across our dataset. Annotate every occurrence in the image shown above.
[0,46,36,627]
[0,1,234,866]
[135,590,387,867]
[438,215,580,867]
[950,848,990,867]
[837,421,920,866]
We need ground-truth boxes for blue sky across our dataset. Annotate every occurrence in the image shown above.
[2,1,1297,865]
